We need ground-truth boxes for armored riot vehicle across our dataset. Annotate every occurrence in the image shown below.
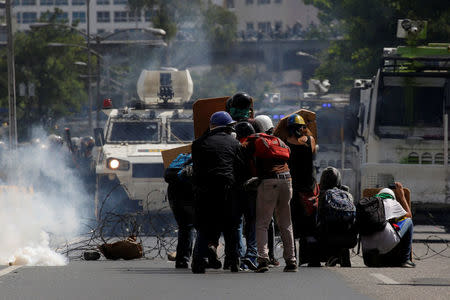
[93,69,194,217]
[346,20,450,203]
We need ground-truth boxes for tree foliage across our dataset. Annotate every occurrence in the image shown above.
[0,12,91,139]
[304,0,450,91]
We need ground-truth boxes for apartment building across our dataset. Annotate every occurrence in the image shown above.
[12,0,154,34]
[223,0,319,34]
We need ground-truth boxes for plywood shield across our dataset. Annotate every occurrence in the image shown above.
[362,188,411,209]
[161,144,192,169]
[273,109,317,143]
[193,97,229,139]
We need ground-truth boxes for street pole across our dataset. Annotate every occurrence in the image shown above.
[86,0,92,134]
[6,0,17,149]
[96,55,100,128]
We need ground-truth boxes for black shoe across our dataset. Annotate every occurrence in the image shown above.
[207,245,222,269]
[191,260,206,274]
[325,257,339,267]
[230,263,240,273]
[175,261,189,269]
[241,257,258,271]
[223,258,231,270]
[268,257,280,267]
[255,260,269,273]
[400,260,416,268]
[283,262,298,272]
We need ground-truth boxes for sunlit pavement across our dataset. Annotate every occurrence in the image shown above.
[0,224,448,300]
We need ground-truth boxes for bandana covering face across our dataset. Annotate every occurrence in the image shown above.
[230,107,250,121]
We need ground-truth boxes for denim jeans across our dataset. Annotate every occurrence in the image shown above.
[238,190,257,260]
[395,218,414,263]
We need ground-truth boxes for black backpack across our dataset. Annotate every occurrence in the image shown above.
[355,196,386,235]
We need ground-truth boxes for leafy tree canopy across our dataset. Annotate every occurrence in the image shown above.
[0,9,91,140]
[304,0,450,91]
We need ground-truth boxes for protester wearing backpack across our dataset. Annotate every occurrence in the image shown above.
[357,182,415,268]
[317,167,357,267]
[164,153,196,269]
[243,126,297,273]
[285,114,320,267]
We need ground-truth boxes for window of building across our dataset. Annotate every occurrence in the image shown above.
[275,0,282,3]
[22,12,37,23]
[40,11,52,21]
[16,12,21,24]
[13,0,20,6]
[274,21,282,31]
[128,11,140,22]
[72,11,86,23]
[22,0,36,5]
[144,10,153,21]
[113,0,127,4]
[114,11,127,22]
[72,0,85,5]
[55,0,68,5]
[246,0,254,4]
[56,12,68,22]
[246,23,254,30]
[40,0,54,5]
[97,0,109,4]
[257,0,270,4]
[257,22,271,33]
[226,0,234,8]
[97,29,105,34]
[97,11,110,23]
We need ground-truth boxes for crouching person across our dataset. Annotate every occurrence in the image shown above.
[164,153,195,269]
[357,182,415,268]
[191,111,245,274]
[317,167,357,267]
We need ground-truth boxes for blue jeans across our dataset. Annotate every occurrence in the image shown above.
[395,218,414,263]
[238,190,257,260]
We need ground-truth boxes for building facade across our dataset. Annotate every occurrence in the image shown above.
[12,0,155,34]
[223,0,319,35]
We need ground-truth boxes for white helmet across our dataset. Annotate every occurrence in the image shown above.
[255,115,273,134]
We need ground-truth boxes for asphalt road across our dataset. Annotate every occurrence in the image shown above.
[0,260,370,300]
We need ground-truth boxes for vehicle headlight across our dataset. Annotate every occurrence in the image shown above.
[107,158,130,170]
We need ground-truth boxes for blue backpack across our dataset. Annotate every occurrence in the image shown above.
[318,187,356,233]
[164,153,192,184]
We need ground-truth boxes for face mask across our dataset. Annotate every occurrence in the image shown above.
[231,132,237,139]
[230,107,250,120]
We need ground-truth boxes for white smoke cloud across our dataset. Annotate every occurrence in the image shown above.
[0,128,90,266]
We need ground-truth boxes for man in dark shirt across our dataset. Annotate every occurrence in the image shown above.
[191,111,245,273]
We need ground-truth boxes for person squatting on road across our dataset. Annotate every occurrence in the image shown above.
[242,122,297,273]
[164,153,195,269]
[191,111,246,274]
[359,182,415,268]
[284,114,320,266]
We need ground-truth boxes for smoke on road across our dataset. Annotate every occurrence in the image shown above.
[0,128,90,266]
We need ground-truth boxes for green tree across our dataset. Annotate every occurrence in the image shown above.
[0,13,91,140]
[304,0,450,91]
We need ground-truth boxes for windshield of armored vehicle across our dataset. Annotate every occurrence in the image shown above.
[168,121,194,142]
[375,77,446,138]
[109,121,160,142]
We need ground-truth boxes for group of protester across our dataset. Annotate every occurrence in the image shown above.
[164,92,415,274]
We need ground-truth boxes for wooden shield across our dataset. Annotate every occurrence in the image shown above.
[193,97,229,139]
[273,109,317,142]
[362,188,411,209]
[161,144,192,169]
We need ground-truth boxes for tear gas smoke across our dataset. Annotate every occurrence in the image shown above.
[0,128,90,266]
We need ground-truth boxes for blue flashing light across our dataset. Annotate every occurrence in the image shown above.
[327,103,331,107]
[273,114,279,120]
[322,103,327,107]
[280,114,285,118]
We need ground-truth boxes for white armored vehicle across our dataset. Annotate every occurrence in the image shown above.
[346,22,449,203]
[93,69,194,216]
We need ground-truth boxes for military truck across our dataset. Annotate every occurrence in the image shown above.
[346,20,450,203]
[93,69,194,217]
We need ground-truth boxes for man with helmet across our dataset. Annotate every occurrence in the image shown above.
[191,111,245,274]
[226,92,253,122]
[285,113,320,266]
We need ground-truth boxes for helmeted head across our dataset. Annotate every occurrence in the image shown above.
[235,121,255,141]
[287,114,307,137]
[226,92,253,121]
[254,115,274,134]
[319,166,342,190]
[210,111,236,129]
[80,136,95,158]
[71,137,80,152]
[48,134,64,147]
[379,188,396,200]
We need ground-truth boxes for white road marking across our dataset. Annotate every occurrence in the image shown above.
[371,273,399,285]
[0,266,22,278]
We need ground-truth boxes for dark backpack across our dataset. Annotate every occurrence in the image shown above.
[318,187,356,232]
[247,133,290,161]
[355,196,386,235]
[164,153,192,184]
